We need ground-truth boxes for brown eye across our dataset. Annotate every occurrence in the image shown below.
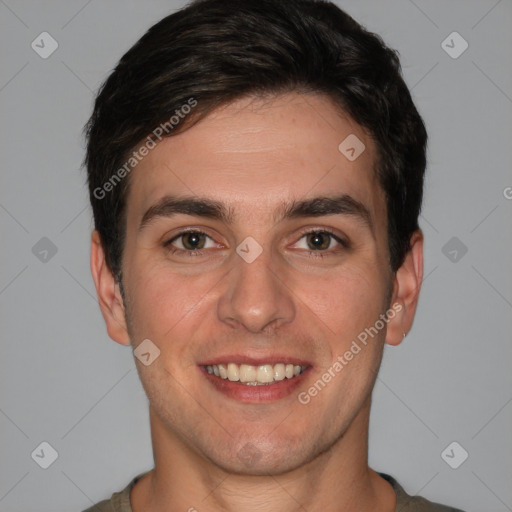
[180,232,207,250]
[291,229,349,258]
[305,232,332,251]
[165,230,215,253]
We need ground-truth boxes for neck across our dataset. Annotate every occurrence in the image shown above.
[131,399,396,512]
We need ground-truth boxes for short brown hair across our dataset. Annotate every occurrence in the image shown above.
[84,0,427,281]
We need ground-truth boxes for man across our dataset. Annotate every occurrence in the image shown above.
[84,0,465,510]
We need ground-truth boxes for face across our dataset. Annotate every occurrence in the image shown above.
[92,92,420,476]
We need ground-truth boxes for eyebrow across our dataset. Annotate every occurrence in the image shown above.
[138,194,374,233]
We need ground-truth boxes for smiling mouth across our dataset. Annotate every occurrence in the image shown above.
[203,363,307,385]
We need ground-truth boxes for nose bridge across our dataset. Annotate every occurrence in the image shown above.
[217,243,295,333]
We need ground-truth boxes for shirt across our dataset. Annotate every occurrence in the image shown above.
[82,471,465,512]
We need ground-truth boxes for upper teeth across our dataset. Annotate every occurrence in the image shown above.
[205,363,306,385]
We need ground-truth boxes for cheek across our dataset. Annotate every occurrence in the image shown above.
[295,263,386,335]
[124,262,189,338]
[124,258,225,349]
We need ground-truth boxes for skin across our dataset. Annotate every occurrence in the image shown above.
[91,92,423,512]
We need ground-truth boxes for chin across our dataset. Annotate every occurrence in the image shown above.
[202,436,315,476]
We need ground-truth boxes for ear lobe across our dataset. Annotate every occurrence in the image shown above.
[385,230,424,347]
[90,230,131,346]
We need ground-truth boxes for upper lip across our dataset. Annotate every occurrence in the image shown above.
[198,355,312,367]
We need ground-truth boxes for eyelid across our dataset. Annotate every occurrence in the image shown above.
[164,228,219,249]
[164,226,349,255]
[290,226,349,250]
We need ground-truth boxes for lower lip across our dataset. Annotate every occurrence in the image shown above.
[199,366,310,403]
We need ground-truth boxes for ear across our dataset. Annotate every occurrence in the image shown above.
[90,230,131,346]
[385,229,424,346]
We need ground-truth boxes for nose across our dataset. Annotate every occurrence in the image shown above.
[217,246,295,333]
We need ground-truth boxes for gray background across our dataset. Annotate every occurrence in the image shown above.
[0,1,511,511]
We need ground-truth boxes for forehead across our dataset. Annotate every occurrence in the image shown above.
[125,92,385,229]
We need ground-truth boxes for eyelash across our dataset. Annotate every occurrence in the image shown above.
[163,228,349,259]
